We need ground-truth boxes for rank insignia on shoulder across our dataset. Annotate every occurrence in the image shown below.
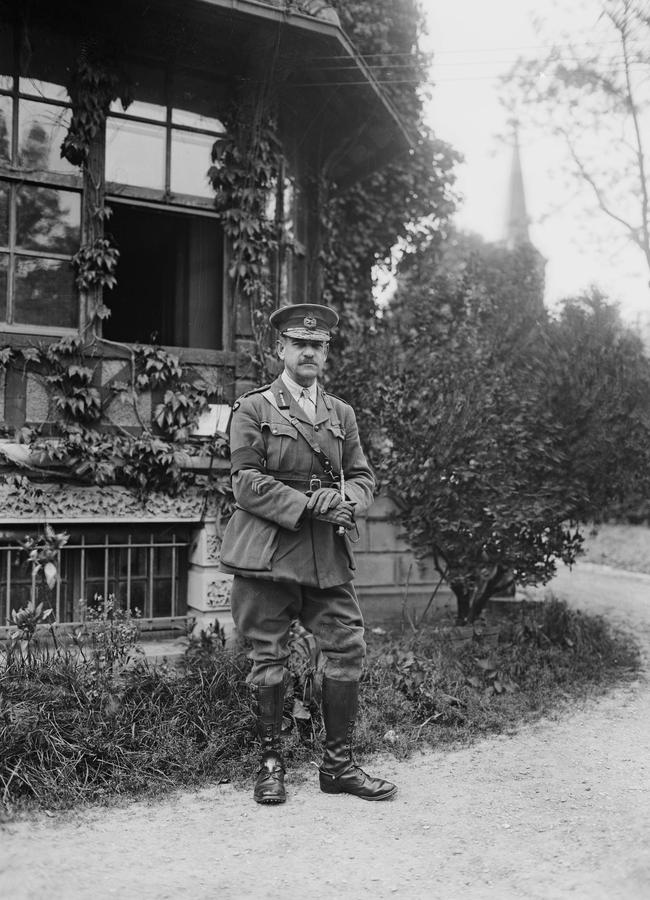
[232,384,272,411]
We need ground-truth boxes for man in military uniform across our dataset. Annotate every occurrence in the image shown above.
[220,303,397,805]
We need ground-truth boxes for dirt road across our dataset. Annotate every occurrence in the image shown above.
[1,562,649,900]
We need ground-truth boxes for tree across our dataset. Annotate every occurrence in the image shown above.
[545,290,650,522]
[374,235,585,623]
[335,233,650,623]
[503,0,650,295]
[323,0,460,341]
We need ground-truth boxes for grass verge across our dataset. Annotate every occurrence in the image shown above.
[0,597,641,820]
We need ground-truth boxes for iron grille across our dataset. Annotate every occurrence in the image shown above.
[0,530,188,627]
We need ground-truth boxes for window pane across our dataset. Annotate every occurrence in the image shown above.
[16,185,80,254]
[0,254,7,320]
[85,547,106,579]
[0,181,8,245]
[18,100,75,173]
[14,256,77,327]
[154,547,172,575]
[0,26,13,91]
[171,109,225,132]
[171,73,226,131]
[19,77,68,102]
[129,581,145,615]
[152,581,171,617]
[110,64,165,121]
[18,26,73,102]
[0,96,12,162]
[106,117,166,189]
[130,545,147,577]
[171,130,216,197]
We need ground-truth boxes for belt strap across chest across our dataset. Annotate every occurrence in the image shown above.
[262,390,340,480]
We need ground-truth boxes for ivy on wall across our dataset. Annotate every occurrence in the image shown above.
[209,107,283,382]
[0,46,233,507]
[60,46,132,167]
[0,340,230,502]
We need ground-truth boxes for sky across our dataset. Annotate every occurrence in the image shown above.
[419,0,650,333]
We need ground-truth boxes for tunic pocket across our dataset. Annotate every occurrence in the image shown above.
[220,508,280,572]
[262,421,299,470]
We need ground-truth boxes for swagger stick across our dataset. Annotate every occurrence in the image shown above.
[337,468,346,536]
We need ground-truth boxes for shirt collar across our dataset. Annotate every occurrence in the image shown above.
[281,371,317,403]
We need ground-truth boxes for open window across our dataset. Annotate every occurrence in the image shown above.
[102,62,228,349]
[103,203,223,349]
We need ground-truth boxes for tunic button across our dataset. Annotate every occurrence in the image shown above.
[314,425,319,431]
[272,429,278,434]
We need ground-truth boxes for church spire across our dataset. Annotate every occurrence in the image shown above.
[505,122,530,248]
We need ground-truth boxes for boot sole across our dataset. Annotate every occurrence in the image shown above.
[255,796,286,804]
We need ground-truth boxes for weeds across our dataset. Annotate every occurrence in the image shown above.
[355,597,641,757]
[0,596,641,819]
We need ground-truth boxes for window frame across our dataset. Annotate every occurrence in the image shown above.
[0,31,84,336]
[105,64,227,207]
[100,60,233,351]
[0,29,234,348]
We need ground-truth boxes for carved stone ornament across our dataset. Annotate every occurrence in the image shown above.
[206,577,232,609]
[0,483,206,524]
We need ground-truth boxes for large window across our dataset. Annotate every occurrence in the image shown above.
[0,528,188,626]
[106,65,226,200]
[0,27,228,347]
[104,63,227,348]
[0,26,82,333]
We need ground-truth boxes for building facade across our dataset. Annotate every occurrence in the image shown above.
[0,0,436,638]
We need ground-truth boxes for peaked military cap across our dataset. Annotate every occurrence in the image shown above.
[269,303,339,342]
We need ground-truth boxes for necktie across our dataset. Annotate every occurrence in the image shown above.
[299,389,315,423]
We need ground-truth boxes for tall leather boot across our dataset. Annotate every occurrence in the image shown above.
[319,677,397,801]
[252,682,286,804]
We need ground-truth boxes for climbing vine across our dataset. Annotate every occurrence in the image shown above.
[60,47,131,332]
[209,107,283,381]
[0,340,230,500]
[61,47,131,167]
[71,236,120,294]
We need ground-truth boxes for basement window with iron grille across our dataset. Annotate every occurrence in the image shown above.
[0,527,189,629]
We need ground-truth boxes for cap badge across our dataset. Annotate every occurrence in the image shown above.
[304,316,317,328]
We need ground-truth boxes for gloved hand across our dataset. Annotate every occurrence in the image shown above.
[306,487,343,516]
[312,500,355,530]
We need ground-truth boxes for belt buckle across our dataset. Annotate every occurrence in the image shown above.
[309,476,322,494]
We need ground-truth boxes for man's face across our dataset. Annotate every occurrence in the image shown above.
[277,336,329,386]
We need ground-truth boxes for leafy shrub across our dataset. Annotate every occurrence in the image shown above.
[355,597,641,755]
[0,597,639,819]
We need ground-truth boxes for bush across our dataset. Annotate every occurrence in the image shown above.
[0,598,639,819]
[331,236,650,623]
[355,597,640,756]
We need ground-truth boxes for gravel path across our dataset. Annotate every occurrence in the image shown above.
[1,562,649,900]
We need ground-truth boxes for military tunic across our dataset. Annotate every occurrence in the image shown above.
[220,375,374,587]
[220,374,375,685]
